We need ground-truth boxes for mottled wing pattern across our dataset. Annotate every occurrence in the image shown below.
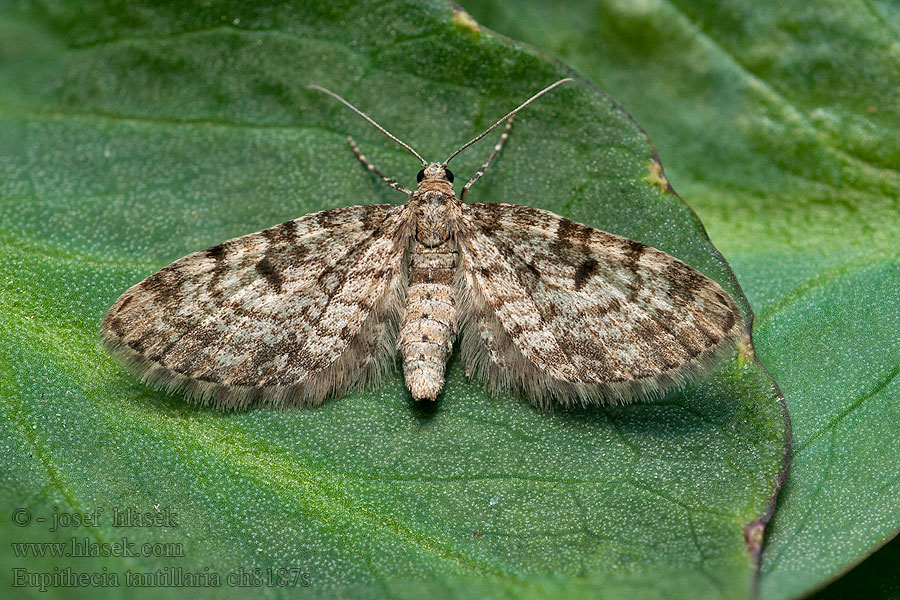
[457,202,744,407]
[101,204,410,408]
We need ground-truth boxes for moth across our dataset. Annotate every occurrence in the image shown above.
[101,78,744,409]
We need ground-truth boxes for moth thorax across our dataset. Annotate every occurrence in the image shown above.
[413,189,456,247]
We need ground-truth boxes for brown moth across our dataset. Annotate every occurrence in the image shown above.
[101,78,743,409]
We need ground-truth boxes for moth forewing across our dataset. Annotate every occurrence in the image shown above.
[100,205,409,409]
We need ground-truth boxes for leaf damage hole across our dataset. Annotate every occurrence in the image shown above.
[646,159,672,193]
[453,9,481,34]
[744,518,766,561]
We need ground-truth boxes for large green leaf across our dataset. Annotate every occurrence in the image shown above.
[463,0,900,598]
[0,1,787,598]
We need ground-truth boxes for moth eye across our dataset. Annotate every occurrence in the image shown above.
[416,169,426,183]
[444,169,454,183]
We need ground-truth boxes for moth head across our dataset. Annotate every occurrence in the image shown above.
[417,163,454,184]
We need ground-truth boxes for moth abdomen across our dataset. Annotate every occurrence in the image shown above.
[399,243,458,401]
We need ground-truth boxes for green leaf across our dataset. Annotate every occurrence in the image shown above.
[462,0,900,598]
[0,1,787,598]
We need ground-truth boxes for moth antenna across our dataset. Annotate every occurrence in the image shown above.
[308,84,428,167]
[442,78,573,167]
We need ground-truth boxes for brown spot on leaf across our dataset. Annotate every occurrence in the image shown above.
[646,159,673,193]
[453,9,480,33]
[744,519,765,561]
